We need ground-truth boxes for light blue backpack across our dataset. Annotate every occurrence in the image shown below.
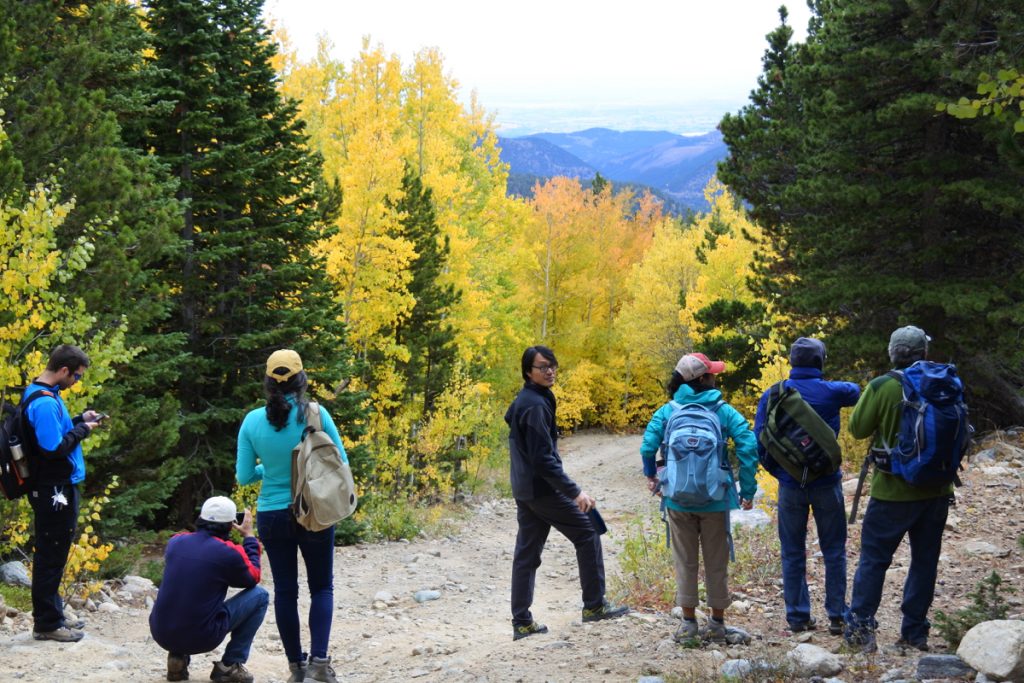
[659,400,732,507]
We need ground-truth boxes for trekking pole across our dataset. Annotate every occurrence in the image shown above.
[848,446,873,525]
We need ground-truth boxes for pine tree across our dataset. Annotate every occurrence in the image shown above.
[0,0,185,532]
[141,0,365,524]
[719,1,1024,424]
[392,168,460,416]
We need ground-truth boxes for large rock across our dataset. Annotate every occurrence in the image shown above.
[0,561,31,587]
[957,620,1024,681]
[122,575,156,594]
[915,654,975,679]
[785,643,844,677]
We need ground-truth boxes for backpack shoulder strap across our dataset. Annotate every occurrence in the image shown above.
[304,401,323,431]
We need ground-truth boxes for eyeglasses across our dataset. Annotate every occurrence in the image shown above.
[531,364,558,374]
[72,371,83,381]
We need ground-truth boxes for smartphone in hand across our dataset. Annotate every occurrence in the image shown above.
[235,512,246,525]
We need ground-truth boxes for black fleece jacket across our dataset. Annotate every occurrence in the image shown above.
[504,382,580,501]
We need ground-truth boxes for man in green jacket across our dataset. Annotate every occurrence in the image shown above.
[845,326,952,653]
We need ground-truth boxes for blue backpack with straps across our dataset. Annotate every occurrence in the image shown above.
[876,361,971,486]
[659,400,733,507]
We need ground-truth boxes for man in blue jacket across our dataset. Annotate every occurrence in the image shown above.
[505,345,628,641]
[754,337,860,635]
[150,497,268,683]
[24,344,102,642]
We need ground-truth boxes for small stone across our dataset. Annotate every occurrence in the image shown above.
[413,590,441,603]
[97,601,121,613]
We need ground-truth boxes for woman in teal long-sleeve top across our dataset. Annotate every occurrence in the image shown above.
[640,352,758,644]
[235,350,347,683]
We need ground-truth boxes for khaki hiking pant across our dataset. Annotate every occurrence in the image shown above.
[667,508,731,610]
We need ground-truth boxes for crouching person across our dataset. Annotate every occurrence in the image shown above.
[150,496,268,682]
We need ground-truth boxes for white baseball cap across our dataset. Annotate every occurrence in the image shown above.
[199,496,237,524]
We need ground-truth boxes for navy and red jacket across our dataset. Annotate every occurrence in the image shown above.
[149,529,261,655]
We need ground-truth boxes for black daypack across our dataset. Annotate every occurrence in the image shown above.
[0,390,53,500]
[759,381,842,487]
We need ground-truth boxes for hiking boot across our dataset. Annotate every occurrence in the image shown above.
[306,656,338,683]
[845,627,877,653]
[790,616,818,633]
[673,617,699,643]
[64,618,86,630]
[288,659,307,682]
[32,626,84,642]
[210,661,253,683]
[895,637,930,652]
[828,617,845,636]
[581,600,630,622]
[167,653,190,681]
[702,617,727,643]
[512,621,549,641]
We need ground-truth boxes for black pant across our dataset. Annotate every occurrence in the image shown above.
[29,483,79,632]
[511,494,605,626]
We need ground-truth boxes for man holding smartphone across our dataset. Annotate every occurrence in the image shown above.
[149,496,268,682]
[23,344,103,643]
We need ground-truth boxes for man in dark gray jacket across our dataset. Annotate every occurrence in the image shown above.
[504,345,627,641]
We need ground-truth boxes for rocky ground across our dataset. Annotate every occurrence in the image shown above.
[1,430,1023,682]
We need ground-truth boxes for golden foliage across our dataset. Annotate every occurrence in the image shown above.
[60,476,119,601]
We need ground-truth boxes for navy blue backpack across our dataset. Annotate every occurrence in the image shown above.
[876,361,971,486]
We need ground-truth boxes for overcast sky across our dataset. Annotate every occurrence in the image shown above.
[264,0,812,130]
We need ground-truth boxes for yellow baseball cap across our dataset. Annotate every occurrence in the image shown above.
[266,349,303,382]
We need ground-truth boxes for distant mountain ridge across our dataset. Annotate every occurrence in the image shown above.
[497,127,726,212]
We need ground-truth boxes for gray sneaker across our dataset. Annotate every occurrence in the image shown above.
[33,626,84,642]
[307,656,338,683]
[288,659,307,682]
[702,617,727,643]
[673,618,699,643]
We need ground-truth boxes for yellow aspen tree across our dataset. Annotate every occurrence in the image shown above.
[402,49,523,371]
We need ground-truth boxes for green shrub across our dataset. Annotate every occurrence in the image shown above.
[138,559,165,587]
[934,571,1014,648]
[608,515,675,610]
[334,516,371,546]
[731,522,781,588]
[362,497,422,541]
[0,583,32,612]
[99,543,143,580]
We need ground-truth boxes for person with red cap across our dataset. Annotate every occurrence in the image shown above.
[640,352,758,644]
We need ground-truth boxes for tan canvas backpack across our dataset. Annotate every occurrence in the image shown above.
[291,402,357,531]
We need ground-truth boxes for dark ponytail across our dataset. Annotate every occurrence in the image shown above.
[264,371,309,430]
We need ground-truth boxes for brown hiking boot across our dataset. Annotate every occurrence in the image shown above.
[210,661,253,683]
[167,653,190,681]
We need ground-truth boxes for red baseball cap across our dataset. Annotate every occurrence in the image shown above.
[674,352,726,381]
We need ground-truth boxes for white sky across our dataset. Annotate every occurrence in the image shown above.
[264,0,811,115]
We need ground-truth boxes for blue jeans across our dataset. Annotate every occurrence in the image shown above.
[777,481,847,626]
[222,586,269,664]
[257,510,335,662]
[846,496,949,643]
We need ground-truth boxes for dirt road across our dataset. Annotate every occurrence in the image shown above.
[2,431,1021,682]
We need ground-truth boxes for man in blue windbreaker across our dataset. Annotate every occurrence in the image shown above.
[754,337,860,635]
[24,344,102,643]
[150,497,268,683]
